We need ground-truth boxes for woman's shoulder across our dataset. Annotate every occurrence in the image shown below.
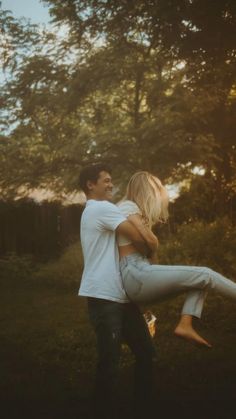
[117,200,141,216]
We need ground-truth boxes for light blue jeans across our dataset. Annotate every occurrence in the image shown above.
[120,253,236,318]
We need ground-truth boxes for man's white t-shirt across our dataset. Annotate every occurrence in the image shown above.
[78,199,129,303]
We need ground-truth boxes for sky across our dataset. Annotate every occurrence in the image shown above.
[1,0,51,24]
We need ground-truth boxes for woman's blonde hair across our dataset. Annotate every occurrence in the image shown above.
[124,171,169,227]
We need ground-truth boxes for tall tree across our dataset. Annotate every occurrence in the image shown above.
[0,0,235,219]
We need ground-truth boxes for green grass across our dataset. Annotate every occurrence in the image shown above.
[1,248,236,418]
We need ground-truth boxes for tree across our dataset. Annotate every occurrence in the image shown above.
[0,0,235,222]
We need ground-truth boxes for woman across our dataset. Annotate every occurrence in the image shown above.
[117,171,236,347]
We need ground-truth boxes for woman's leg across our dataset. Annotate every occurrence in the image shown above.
[174,314,211,347]
[175,287,212,346]
[120,255,236,346]
[121,257,236,313]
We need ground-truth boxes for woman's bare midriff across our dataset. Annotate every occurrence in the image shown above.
[118,244,138,259]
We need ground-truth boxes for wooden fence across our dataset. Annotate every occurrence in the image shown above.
[0,199,84,260]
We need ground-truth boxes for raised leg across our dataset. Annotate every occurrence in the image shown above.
[120,254,236,347]
[121,256,236,318]
[174,314,212,347]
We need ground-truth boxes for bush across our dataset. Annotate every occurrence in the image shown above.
[0,242,84,289]
[0,252,35,283]
[158,218,236,277]
[34,241,83,288]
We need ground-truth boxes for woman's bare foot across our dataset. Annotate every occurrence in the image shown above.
[174,325,212,348]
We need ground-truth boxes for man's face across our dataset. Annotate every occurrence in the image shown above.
[87,171,113,201]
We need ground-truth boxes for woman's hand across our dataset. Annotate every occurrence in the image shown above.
[127,213,159,255]
[148,241,159,264]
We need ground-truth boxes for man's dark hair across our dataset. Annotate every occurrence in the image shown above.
[79,163,112,193]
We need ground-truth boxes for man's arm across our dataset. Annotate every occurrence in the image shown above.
[116,220,150,256]
[127,214,159,263]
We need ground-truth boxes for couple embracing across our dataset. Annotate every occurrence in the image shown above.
[78,163,236,419]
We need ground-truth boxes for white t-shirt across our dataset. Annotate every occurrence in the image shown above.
[78,199,128,303]
[117,200,141,246]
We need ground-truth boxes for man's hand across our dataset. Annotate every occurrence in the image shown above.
[126,214,159,254]
[116,220,150,256]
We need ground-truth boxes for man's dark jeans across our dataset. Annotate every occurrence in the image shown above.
[87,298,155,418]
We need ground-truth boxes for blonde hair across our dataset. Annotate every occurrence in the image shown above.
[124,171,169,227]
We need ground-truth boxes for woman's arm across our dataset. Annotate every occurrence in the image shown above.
[127,213,159,263]
[116,220,150,257]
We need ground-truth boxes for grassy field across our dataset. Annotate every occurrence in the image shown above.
[1,248,236,418]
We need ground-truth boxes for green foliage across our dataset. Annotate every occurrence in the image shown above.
[158,218,236,277]
[0,242,83,288]
[0,6,40,72]
[172,172,236,223]
[34,241,83,288]
[0,252,35,282]
[0,0,236,222]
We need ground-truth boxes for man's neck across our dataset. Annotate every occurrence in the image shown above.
[86,193,100,201]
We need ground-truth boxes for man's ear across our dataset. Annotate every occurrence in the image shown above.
[86,180,94,191]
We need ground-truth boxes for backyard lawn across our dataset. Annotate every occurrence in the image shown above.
[1,267,236,419]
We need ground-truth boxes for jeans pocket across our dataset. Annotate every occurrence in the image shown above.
[123,265,143,298]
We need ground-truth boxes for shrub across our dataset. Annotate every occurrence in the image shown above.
[158,218,236,277]
[34,241,83,288]
[0,243,83,289]
[0,252,35,283]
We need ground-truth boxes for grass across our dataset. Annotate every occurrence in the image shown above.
[1,248,236,418]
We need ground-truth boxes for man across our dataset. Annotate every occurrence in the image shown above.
[78,163,155,419]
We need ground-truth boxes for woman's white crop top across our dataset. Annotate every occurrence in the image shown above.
[117,200,141,246]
